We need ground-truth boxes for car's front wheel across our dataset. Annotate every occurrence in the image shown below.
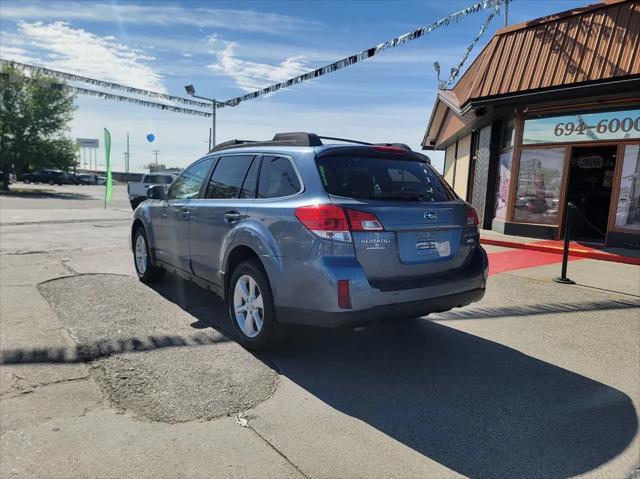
[228,260,287,350]
[133,227,164,283]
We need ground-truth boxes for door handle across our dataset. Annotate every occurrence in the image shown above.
[179,208,191,219]
[224,211,242,223]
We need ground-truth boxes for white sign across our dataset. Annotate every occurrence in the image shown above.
[523,108,640,144]
[76,138,99,148]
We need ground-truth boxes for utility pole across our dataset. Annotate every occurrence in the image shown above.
[504,1,509,27]
[152,150,160,171]
[125,133,130,173]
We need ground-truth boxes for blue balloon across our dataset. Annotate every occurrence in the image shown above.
[146,133,155,143]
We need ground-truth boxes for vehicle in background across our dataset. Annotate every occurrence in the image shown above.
[21,170,73,185]
[0,171,11,187]
[75,174,96,185]
[131,132,488,350]
[127,173,176,210]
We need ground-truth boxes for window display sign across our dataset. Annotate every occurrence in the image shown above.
[523,108,640,144]
[494,150,513,220]
[615,144,640,231]
[513,148,565,225]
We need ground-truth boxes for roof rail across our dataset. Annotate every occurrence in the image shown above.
[208,132,412,153]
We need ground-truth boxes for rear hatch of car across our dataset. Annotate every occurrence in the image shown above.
[315,146,479,290]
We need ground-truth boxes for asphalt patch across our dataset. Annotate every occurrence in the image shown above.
[38,274,278,423]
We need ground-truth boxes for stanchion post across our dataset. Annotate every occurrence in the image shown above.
[553,201,576,285]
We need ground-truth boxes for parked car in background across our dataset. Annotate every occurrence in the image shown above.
[21,170,73,185]
[131,132,488,350]
[127,173,176,210]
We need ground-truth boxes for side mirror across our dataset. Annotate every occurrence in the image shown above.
[147,184,165,200]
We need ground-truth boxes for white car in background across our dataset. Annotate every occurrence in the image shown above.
[127,173,176,209]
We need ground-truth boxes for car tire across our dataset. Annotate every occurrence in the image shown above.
[130,199,142,210]
[133,227,164,283]
[48,180,54,185]
[228,260,287,350]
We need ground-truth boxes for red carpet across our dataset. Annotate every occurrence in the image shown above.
[481,237,640,266]
[487,249,582,276]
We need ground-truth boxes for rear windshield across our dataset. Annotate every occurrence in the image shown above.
[144,174,174,184]
[316,154,455,202]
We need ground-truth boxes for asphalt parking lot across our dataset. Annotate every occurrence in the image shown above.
[1,184,639,478]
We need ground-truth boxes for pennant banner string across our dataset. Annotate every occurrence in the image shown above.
[66,85,213,117]
[218,0,506,107]
[0,59,213,110]
[0,0,504,113]
[442,2,501,88]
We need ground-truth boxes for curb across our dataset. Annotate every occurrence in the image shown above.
[481,238,640,266]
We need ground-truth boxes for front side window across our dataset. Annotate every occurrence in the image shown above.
[206,155,255,199]
[258,156,301,198]
[316,154,454,202]
[168,158,213,200]
[513,147,565,225]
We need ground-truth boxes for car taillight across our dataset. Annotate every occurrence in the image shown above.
[371,145,406,154]
[295,204,351,242]
[295,205,384,242]
[467,207,479,227]
[345,208,383,231]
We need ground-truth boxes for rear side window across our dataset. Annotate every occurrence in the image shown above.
[316,154,454,202]
[258,156,301,198]
[206,155,254,199]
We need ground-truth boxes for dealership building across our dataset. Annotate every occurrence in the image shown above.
[422,0,639,248]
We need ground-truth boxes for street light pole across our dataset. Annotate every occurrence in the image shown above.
[185,84,217,150]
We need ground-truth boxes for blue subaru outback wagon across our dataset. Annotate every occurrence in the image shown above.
[131,132,488,349]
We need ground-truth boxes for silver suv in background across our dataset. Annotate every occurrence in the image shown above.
[131,133,488,349]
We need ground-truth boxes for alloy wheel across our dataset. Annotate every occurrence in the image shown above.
[135,234,147,275]
[233,274,264,338]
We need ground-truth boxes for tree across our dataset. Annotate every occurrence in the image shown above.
[0,67,78,190]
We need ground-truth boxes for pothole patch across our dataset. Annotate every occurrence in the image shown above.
[38,274,278,423]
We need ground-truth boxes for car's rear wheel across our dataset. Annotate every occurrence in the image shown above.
[228,260,287,350]
[133,227,164,283]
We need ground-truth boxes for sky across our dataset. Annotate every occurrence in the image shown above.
[0,0,590,173]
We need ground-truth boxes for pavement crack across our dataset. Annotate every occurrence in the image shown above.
[246,423,310,479]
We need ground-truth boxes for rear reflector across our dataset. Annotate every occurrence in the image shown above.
[467,207,479,227]
[337,279,351,309]
[295,204,384,242]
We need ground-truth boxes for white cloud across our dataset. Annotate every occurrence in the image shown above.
[1,22,165,92]
[206,35,311,92]
[0,2,319,35]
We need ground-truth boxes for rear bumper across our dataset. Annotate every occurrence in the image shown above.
[268,246,488,328]
[276,287,485,327]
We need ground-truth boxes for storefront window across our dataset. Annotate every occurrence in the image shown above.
[499,118,515,151]
[494,149,513,219]
[513,148,565,225]
[615,144,640,231]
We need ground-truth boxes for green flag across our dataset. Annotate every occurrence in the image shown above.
[104,128,112,208]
